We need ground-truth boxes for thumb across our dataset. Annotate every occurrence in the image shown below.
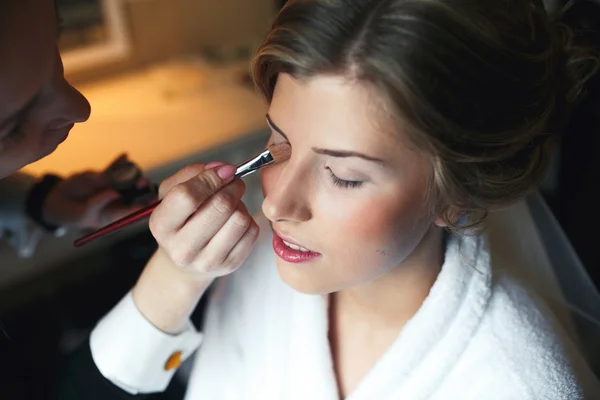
[105,153,128,171]
[188,164,238,200]
[86,189,122,214]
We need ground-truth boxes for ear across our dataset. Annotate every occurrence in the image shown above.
[434,207,463,228]
[434,217,449,228]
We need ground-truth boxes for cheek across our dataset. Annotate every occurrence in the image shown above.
[321,188,430,266]
[0,132,43,178]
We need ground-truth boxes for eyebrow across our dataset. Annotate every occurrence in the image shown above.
[265,113,386,165]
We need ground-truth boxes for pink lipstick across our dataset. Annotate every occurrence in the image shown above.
[272,232,321,264]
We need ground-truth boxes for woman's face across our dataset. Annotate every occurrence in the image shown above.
[261,73,437,295]
[0,0,91,178]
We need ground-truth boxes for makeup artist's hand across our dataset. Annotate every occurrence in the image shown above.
[43,170,150,230]
[132,162,259,333]
[150,162,259,279]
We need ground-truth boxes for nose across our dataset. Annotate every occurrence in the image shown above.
[49,83,91,129]
[261,161,312,224]
[65,84,91,123]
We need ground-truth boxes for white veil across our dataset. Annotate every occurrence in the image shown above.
[486,193,600,374]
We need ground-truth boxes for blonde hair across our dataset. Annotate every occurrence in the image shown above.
[252,0,599,231]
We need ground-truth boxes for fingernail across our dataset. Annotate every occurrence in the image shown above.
[217,165,237,179]
[204,161,226,170]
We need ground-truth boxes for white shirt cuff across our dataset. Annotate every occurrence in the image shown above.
[90,291,203,394]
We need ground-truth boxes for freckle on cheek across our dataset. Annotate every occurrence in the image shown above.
[376,249,391,258]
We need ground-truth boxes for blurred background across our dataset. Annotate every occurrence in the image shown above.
[0,0,598,398]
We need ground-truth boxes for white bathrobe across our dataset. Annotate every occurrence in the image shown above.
[182,214,599,399]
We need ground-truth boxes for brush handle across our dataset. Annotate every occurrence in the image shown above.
[73,200,161,247]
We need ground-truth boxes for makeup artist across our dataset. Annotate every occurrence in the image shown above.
[2,2,253,399]
[0,1,147,258]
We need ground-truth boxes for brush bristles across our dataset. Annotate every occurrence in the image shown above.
[268,142,291,164]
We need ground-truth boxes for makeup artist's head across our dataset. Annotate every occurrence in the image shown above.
[253,0,599,294]
[0,0,91,178]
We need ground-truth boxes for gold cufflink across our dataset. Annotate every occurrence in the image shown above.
[164,351,182,371]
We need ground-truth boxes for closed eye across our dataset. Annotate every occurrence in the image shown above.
[326,167,363,189]
[0,97,37,148]
[0,123,23,149]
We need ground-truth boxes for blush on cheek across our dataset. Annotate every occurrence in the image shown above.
[330,194,429,264]
[339,203,389,238]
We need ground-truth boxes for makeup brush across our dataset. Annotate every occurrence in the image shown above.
[73,143,291,247]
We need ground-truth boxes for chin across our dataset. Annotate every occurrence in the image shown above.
[275,258,338,295]
[37,142,61,160]
[0,143,59,178]
[20,150,52,170]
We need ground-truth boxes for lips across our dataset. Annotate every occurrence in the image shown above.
[272,230,321,264]
[39,123,76,158]
[42,123,75,148]
[54,123,75,143]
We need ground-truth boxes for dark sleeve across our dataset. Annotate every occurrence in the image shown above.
[54,292,209,400]
[55,341,151,400]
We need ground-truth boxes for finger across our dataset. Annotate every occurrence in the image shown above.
[172,197,249,268]
[105,153,128,170]
[158,164,206,199]
[66,171,96,186]
[150,165,239,235]
[69,170,96,179]
[219,218,260,274]
[203,161,226,170]
[237,200,249,215]
[156,178,245,240]
[89,172,110,189]
[194,214,259,276]
[85,189,122,215]
[69,171,109,191]
[136,177,151,188]
[158,162,228,199]
[102,204,148,225]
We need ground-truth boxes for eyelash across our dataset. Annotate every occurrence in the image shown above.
[326,167,363,189]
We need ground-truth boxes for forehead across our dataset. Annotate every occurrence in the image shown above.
[269,73,405,155]
[0,0,57,120]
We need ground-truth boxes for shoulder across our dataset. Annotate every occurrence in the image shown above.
[466,274,596,399]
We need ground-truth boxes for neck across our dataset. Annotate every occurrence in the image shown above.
[333,226,445,330]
